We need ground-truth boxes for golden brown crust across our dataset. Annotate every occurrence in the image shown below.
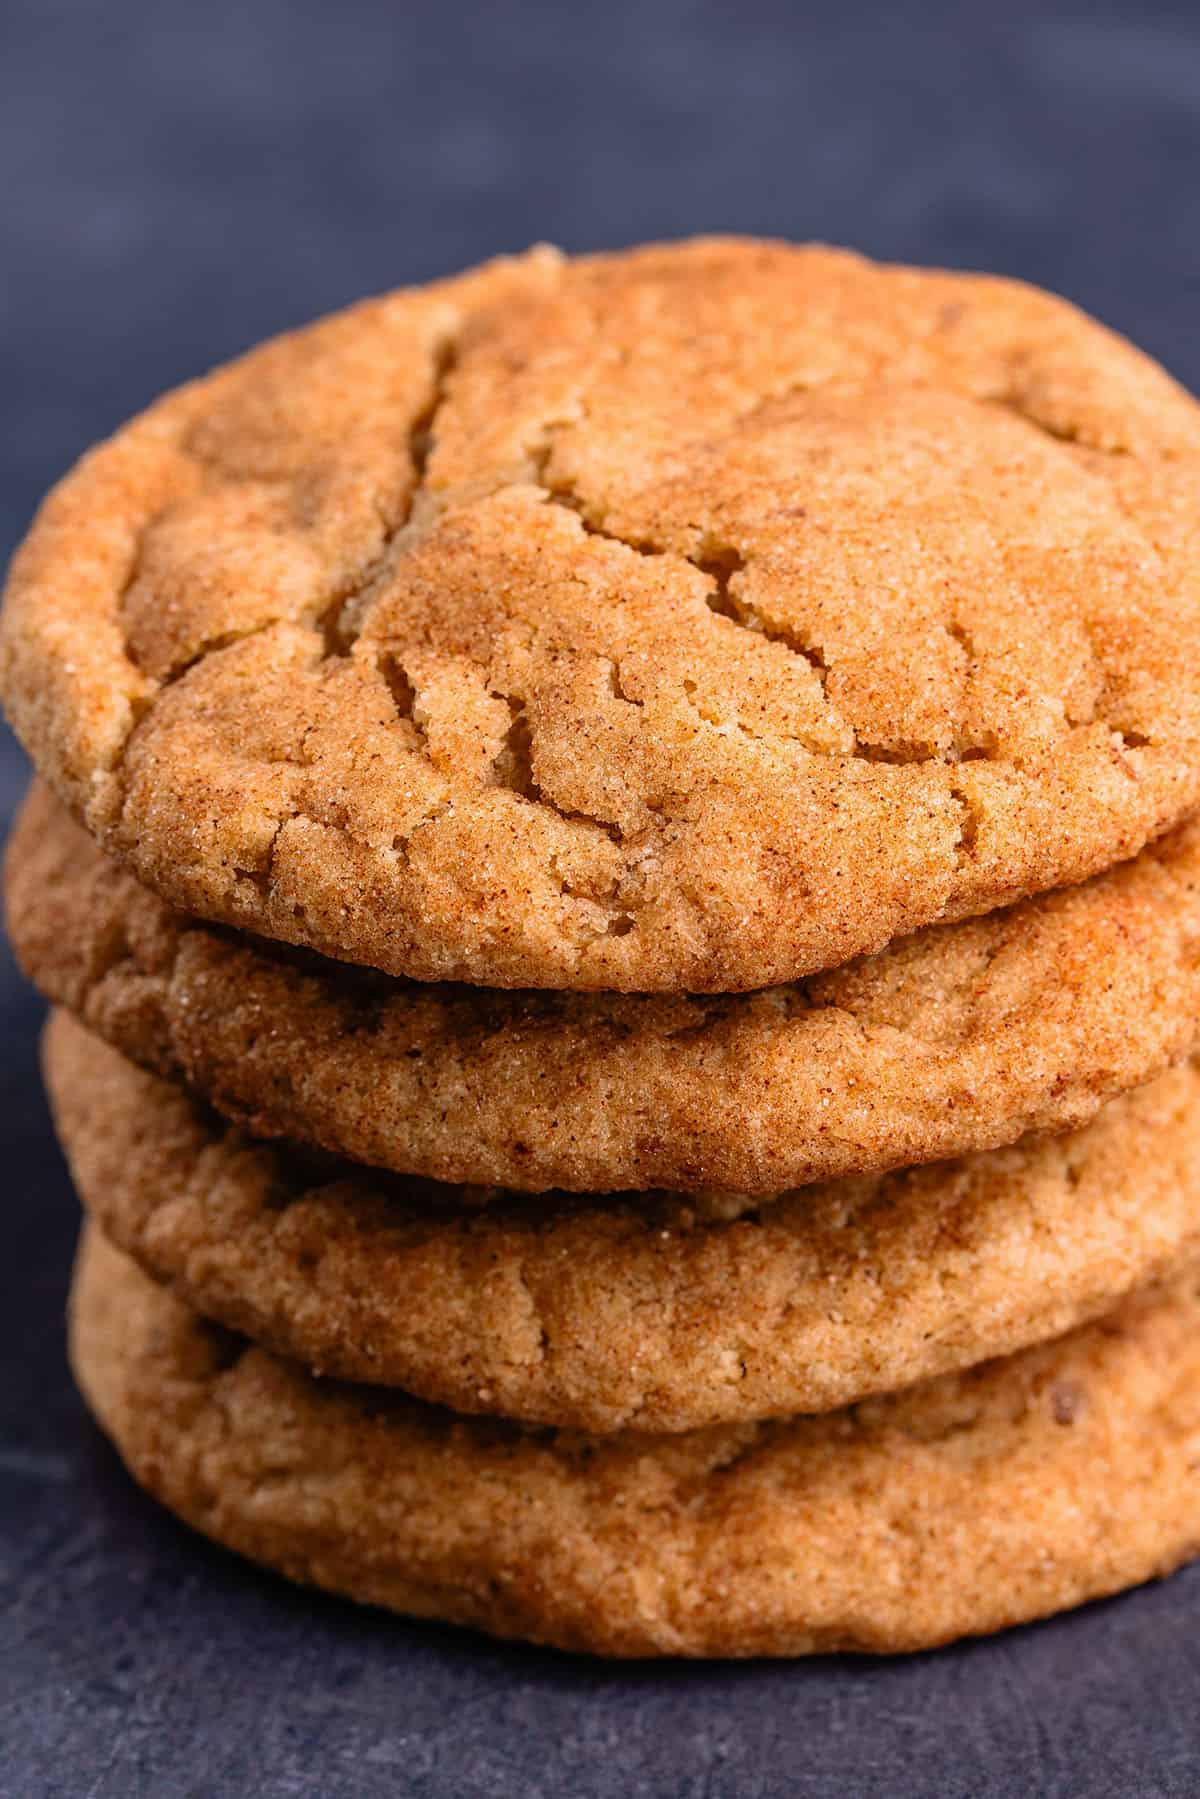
[45,1011,1200,1432]
[8,240,1200,990]
[12,781,1200,1194]
[71,1227,1200,1657]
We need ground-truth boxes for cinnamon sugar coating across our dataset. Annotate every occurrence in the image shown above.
[7,241,1200,988]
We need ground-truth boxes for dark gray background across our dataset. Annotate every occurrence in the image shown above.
[3,1,1200,1792]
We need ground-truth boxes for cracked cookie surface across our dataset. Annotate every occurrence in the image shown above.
[47,1012,1200,1432]
[7,239,1200,988]
[71,1226,1200,1655]
[13,782,1200,1193]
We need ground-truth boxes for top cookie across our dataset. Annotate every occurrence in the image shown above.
[5,239,1200,991]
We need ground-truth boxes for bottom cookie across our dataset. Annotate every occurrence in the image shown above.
[71,1227,1200,1658]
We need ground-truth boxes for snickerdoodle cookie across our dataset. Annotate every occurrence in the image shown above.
[7,240,1200,991]
[71,1226,1200,1656]
[47,1011,1200,1432]
[14,782,1200,1194]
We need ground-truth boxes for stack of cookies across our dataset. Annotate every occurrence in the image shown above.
[6,238,1200,1657]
